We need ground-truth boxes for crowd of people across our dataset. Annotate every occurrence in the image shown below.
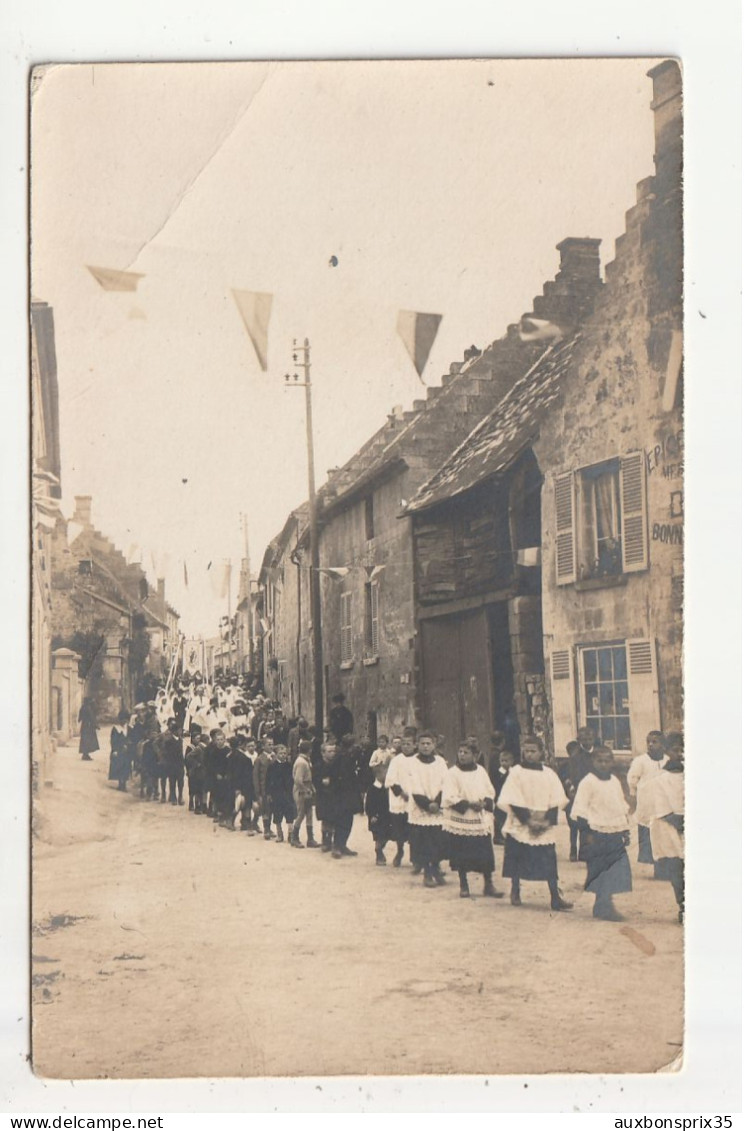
[97,674,684,924]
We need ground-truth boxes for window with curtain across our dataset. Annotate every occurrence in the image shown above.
[579,459,622,578]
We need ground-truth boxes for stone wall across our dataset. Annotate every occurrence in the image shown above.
[538,62,682,756]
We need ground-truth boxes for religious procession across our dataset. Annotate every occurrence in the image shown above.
[89,674,685,925]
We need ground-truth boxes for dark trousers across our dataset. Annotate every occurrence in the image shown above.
[332,812,354,851]
[168,773,183,804]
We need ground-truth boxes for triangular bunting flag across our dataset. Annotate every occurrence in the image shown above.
[396,310,442,381]
[87,266,144,292]
[232,289,273,372]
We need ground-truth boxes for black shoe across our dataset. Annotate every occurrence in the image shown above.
[593,905,624,921]
[510,890,522,906]
[331,849,343,859]
[411,865,422,876]
[423,875,437,889]
[392,850,403,868]
[550,897,574,912]
[459,888,471,899]
[433,871,447,886]
[569,850,578,863]
[81,755,93,761]
[340,847,357,857]
[483,884,505,899]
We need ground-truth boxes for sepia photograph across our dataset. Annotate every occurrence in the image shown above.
[28,56,687,1081]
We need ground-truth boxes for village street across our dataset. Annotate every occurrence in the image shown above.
[32,737,683,1080]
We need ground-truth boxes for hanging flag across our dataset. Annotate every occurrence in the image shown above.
[396,310,442,381]
[232,289,273,372]
[87,265,144,292]
[183,561,189,588]
[518,316,565,343]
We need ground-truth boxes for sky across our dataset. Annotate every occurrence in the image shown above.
[31,59,658,636]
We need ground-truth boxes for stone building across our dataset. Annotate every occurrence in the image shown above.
[258,237,604,740]
[50,495,180,720]
[31,300,64,780]
[405,61,682,761]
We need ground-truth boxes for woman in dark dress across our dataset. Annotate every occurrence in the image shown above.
[78,697,100,761]
[108,708,132,790]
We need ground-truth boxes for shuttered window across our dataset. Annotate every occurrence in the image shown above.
[620,451,649,572]
[557,452,649,583]
[626,637,660,750]
[364,580,380,656]
[549,647,577,756]
[340,591,353,663]
[555,472,577,584]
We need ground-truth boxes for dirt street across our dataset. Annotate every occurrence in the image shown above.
[32,740,683,1079]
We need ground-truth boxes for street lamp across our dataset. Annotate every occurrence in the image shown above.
[284,339,324,732]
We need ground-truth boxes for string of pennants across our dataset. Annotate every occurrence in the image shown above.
[87,264,449,382]
[87,262,564,378]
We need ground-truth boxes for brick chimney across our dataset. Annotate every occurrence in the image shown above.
[157,578,166,602]
[531,237,602,327]
[72,495,92,527]
[646,60,682,317]
[556,237,602,283]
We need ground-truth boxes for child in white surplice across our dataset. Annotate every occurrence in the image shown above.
[497,735,573,912]
[442,742,504,900]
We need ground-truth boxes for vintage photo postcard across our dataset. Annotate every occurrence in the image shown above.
[30,58,683,1079]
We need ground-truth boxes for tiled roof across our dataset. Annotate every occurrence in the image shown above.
[405,334,579,513]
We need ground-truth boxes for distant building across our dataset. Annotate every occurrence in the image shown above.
[50,496,180,720]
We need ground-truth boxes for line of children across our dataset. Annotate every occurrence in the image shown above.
[111,699,685,924]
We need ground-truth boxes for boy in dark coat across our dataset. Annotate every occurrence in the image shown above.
[266,745,295,842]
[204,728,231,825]
[365,755,392,865]
[227,736,256,832]
[161,719,185,805]
[326,737,362,858]
[185,731,207,813]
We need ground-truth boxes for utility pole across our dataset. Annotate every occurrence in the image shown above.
[226,560,233,675]
[285,339,324,732]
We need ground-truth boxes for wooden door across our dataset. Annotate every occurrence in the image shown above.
[420,608,494,761]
